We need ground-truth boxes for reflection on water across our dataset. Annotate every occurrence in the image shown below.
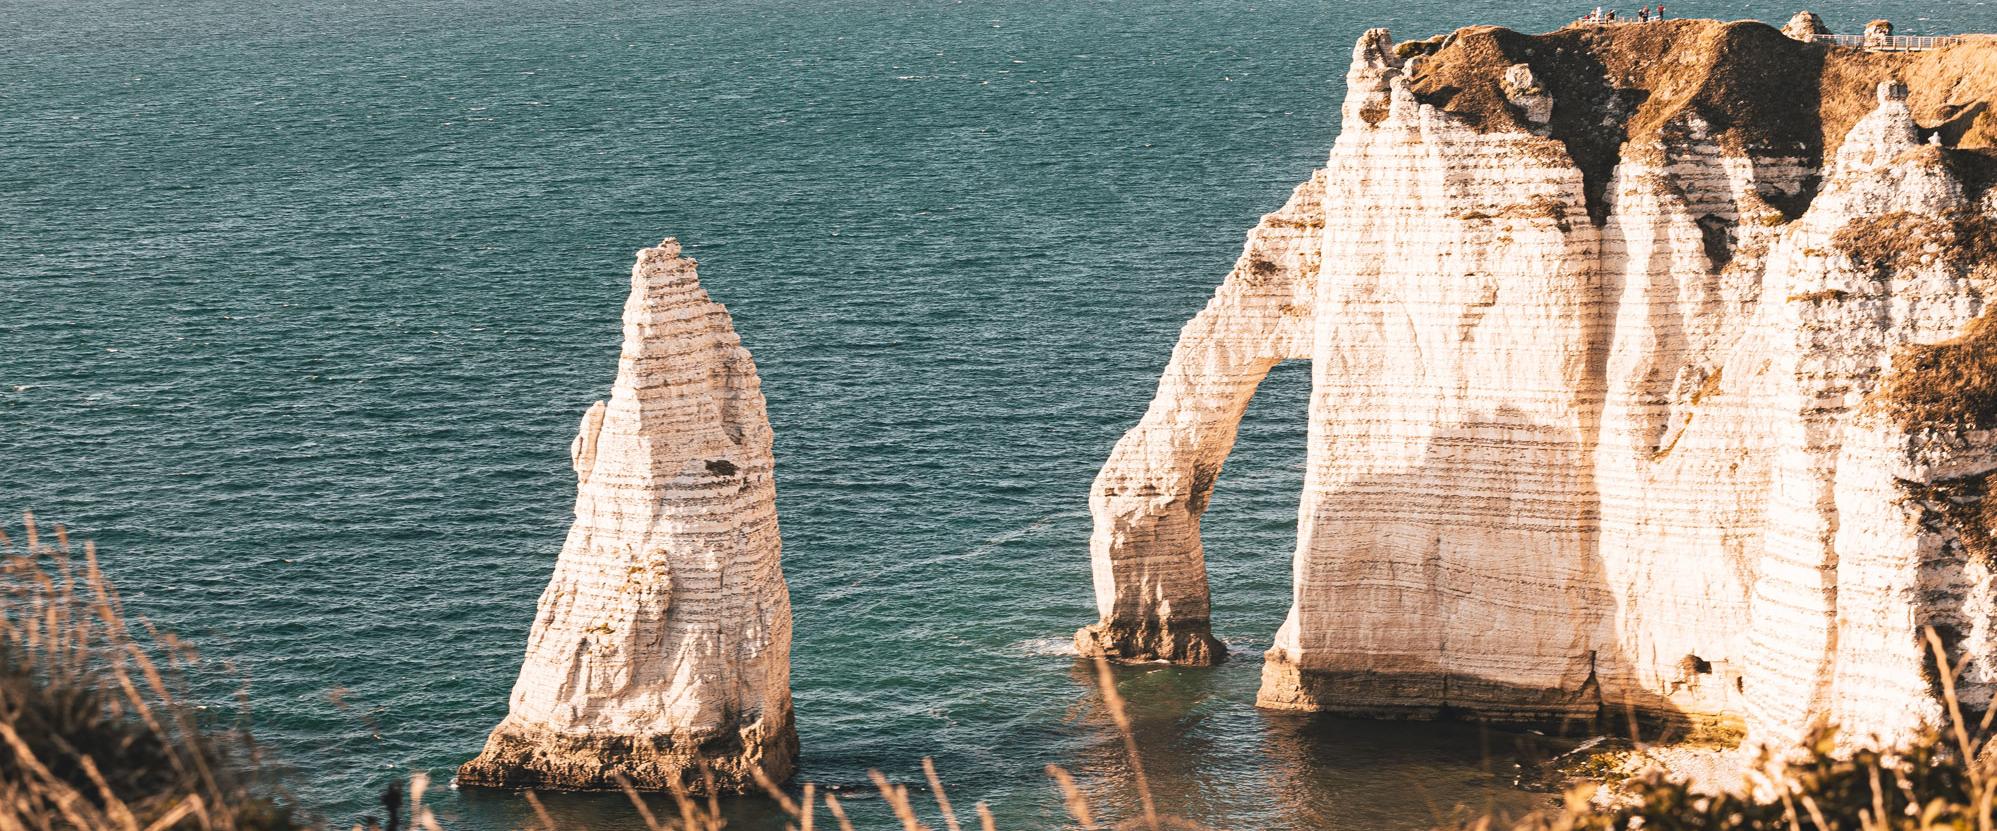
[1064,658,1560,831]
[447,654,1561,831]
[1257,709,1559,830]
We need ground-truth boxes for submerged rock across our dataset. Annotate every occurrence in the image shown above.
[460,239,795,792]
[1082,20,1997,752]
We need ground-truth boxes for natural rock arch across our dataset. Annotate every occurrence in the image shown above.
[1074,171,1324,666]
[1081,24,1997,752]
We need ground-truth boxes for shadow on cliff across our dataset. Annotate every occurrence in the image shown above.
[1403,20,1843,224]
[1278,405,1626,722]
[1279,388,1760,738]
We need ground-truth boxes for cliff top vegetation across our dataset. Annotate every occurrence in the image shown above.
[1395,20,1997,222]
[1400,20,1997,155]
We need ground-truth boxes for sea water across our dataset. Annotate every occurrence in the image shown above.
[3,0,1989,827]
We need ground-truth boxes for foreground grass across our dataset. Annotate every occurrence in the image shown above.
[0,514,301,831]
[1493,726,1997,831]
[6,512,1997,831]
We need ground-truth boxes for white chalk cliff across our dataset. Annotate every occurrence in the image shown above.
[461,239,795,791]
[1081,20,1997,749]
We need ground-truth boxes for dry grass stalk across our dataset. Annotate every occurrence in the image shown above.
[864,770,927,831]
[610,774,664,831]
[520,792,556,831]
[1043,766,1097,830]
[750,767,798,819]
[823,793,856,831]
[0,512,298,831]
[1090,659,1159,831]
[919,759,959,831]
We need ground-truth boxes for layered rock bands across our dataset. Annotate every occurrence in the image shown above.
[461,240,796,791]
[1080,20,1997,750]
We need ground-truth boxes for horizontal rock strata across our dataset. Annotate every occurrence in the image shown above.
[1086,19,1997,749]
[1076,170,1324,666]
[460,239,795,791]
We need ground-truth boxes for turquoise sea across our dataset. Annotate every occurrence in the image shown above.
[4,0,1991,828]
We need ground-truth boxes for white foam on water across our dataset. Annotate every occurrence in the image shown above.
[1018,636,1079,657]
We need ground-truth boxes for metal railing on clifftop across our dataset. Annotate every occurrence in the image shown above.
[1812,33,1964,51]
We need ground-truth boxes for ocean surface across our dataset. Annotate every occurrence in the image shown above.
[4,0,1990,828]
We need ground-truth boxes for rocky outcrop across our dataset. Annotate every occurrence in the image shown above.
[1864,19,1894,48]
[460,239,795,792]
[1083,20,1997,749]
[1781,11,1829,41]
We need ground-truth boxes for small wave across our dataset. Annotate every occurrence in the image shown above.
[957,509,1082,561]
[1221,637,1263,654]
[1018,636,1078,657]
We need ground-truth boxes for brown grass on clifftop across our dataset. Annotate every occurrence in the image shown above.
[1876,311,1997,432]
[1398,20,1997,222]
[1405,19,1997,154]
[1847,205,1997,433]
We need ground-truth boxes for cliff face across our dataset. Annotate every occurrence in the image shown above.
[461,239,795,791]
[1082,20,1997,748]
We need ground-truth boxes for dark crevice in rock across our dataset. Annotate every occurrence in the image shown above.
[1697,213,1737,270]
[1761,174,1822,221]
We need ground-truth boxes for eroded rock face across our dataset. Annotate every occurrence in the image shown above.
[1781,11,1830,41]
[1086,21,1997,749]
[1075,171,1324,666]
[1865,18,1894,47]
[460,239,795,791]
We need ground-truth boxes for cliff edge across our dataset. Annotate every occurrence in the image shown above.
[1081,19,1997,750]
[460,240,795,792]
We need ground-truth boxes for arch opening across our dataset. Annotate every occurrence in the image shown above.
[1200,359,1312,657]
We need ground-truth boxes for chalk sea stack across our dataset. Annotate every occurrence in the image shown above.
[460,239,795,791]
[1082,19,1997,750]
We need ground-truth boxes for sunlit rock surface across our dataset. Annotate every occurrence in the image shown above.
[461,239,795,791]
[1083,20,1997,749]
[1076,170,1324,666]
[1781,11,1830,41]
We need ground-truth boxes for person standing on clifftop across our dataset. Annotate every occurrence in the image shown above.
[1656,4,1665,18]
[1639,6,1649,21]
